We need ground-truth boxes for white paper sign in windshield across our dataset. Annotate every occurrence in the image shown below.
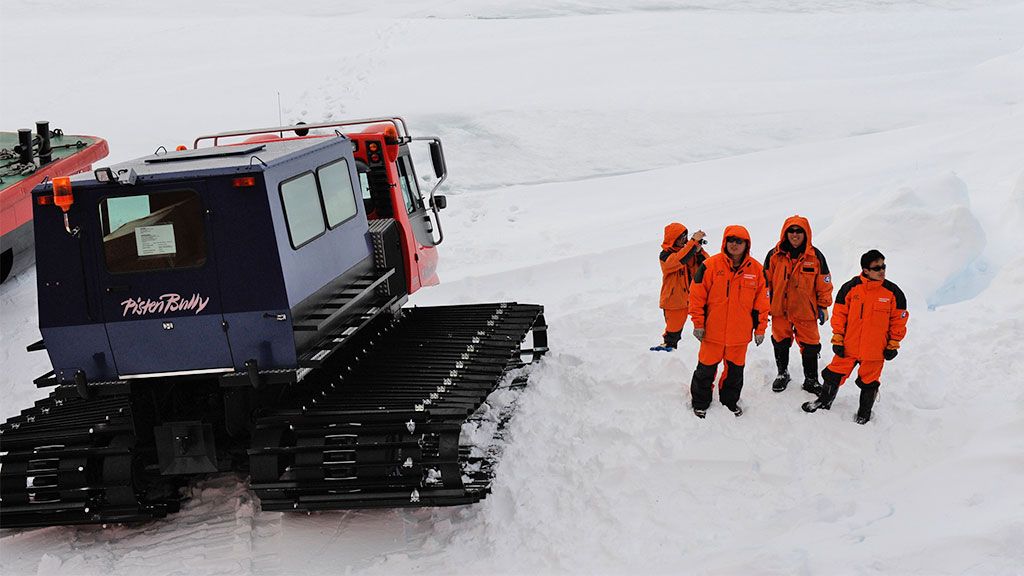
[135,224,177,256]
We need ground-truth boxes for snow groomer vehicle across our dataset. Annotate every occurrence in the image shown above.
[0,118,547,528]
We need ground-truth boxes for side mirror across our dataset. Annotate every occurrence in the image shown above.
[432,195,447,210]
[429,141,446,179]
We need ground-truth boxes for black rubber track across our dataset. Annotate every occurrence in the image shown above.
[249,302,547,511]
[0,395,179,528]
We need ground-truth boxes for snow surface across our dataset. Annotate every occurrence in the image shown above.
[3,1,1024,574]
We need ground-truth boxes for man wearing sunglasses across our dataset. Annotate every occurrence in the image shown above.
[763,216,834,394]
[803,250,909,424]
[687,225,770,418]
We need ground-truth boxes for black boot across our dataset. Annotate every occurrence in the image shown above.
[802,368,840,413]
[800,343,822,394]
[771,338,792,392]
[663,329,682,349]
[855,379,880,424]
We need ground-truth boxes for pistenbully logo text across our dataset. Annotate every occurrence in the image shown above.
[121,293,210,317]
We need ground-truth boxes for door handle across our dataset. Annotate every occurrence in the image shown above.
[106,284,131,294]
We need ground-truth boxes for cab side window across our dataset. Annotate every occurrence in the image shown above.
[317,158,358,227]
[396,156,422,214]
[358,171,371,201]
[280,172,325,248]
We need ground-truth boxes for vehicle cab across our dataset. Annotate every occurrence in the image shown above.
[31,118,447,385]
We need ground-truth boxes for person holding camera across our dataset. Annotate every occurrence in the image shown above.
[687,225,770,418]
[803,250,909,424]
[652,222,710,351]
[763,215,834,394]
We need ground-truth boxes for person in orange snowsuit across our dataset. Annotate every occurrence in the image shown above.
[763,216,833,393]
[688,225,770,418]
[653,222,710,351]
[803,250,908,424]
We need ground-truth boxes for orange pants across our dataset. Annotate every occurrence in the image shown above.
[824,355,884,386]
[697,341,749,367]
[663,309,687,334]
[771,317,821,346]
[698,341,749,389]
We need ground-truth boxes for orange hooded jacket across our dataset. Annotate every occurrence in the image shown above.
[831,274,909,361]
[659,222,710,310]
[763,215,833,323]
[688,225,770,346]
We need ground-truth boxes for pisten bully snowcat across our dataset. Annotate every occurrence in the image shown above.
[0,117,547,528]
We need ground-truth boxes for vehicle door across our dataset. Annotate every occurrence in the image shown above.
[95,182,234,377]
[395,154,439,284]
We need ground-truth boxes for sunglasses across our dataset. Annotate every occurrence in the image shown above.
[786,227,804,234]
[866,264,886,271]
[725,237,746,244]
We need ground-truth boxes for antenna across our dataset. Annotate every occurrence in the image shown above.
[277,91,283,137]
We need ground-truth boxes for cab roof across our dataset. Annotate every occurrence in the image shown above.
[69,136,348,185]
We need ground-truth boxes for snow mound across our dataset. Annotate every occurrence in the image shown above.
[818,172,988,308]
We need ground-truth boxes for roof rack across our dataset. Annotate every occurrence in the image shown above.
[192,116,410,149]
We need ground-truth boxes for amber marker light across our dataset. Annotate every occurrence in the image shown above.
[52,177,74,212]
[176,145,188,151]
[51,176,79,235]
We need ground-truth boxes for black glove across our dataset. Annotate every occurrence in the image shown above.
[883,348,898,360]
[833,345,845,358]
